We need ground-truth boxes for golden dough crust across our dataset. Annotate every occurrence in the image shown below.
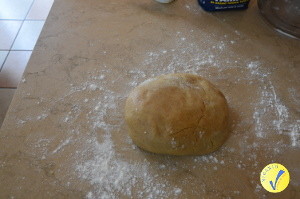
[125,73,229,155]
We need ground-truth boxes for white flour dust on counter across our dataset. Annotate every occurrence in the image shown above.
[35,76,183,198]
[22,24,299,198]
[78,42,296,198]
[76,134,181,199]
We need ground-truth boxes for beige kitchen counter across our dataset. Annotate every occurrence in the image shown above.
[0,0,299,198]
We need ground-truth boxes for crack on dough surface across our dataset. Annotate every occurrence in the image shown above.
[169,126,195,136]
[169,79,208,140]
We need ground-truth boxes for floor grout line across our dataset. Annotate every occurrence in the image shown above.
[8,0,37,49]
[0,51,9,72]
[0,0,36,72]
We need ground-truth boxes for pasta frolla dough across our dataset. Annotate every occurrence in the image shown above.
[125,73,230,156]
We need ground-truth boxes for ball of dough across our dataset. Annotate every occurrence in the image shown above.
[125,73,229,156]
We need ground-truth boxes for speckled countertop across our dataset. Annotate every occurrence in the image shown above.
[0,0,299,198]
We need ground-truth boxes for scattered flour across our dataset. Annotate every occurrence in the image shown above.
[17,13,299,199]
[37,113,48,120]
[76,134,181,199]
[52,137,72,154]
[290,121,300,147]
[88,84,98,91]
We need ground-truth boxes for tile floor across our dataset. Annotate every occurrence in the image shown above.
[0,0,54,127]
